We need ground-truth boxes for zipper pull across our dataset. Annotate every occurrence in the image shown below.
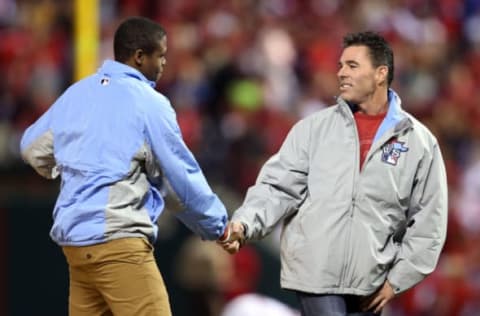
[351,197,355,217]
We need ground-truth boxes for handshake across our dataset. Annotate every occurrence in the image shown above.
[217,221,247,254]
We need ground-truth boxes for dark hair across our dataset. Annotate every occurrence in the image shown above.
[114,17,166,62]
[343,31,394,86]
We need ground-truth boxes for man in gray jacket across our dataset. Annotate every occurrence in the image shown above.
[219,32,448,315]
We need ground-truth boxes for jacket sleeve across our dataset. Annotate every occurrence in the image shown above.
[387,142,448,294]
[232,120,309,240]
[143,96,227,241]
[20,104,59,179]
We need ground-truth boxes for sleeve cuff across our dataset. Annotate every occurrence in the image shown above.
[231,213,253,240]
[388,259,427,294]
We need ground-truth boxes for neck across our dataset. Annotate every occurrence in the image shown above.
[123,59,141,72]
[358,90,389,115]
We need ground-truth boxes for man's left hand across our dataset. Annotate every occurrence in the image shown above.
[360,280,395,314]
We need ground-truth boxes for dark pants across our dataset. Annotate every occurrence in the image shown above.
[296,292,380,316]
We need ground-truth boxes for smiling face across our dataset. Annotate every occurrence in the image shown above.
[337,45,388,109]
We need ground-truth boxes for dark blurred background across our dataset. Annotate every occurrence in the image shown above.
[1,0,480,315]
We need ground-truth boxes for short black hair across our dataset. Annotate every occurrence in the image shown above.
[114,17,166,62]
[343,31,394,86]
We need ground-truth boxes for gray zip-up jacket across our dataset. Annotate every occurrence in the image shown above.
[232,90,448,296]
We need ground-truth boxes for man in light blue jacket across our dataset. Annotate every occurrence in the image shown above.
[220,32,448,316]
[21,17,230,316]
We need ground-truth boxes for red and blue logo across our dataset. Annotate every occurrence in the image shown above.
[381,138,408,165]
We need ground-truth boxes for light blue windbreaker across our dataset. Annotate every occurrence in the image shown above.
[20,60,228,246]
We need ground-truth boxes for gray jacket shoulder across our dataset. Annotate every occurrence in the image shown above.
[404,112,440,152]
[293,104,340,132]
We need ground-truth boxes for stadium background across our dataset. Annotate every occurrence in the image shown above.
[1,0,480,315]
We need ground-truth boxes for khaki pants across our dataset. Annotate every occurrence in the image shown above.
[62,238,172,316]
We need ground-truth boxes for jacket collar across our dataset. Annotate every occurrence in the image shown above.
[97,60,157,88]
[336,89,408,122]
[385,89,407,123]
[335,89,412,141]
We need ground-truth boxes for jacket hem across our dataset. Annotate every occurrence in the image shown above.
[53,232,148,247]
[280,278,375,296]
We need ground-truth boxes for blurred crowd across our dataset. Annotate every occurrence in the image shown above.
[1,0,480,315]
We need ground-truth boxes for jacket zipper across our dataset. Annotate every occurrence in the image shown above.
[339,106,359,288]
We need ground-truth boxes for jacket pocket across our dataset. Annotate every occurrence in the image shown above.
[347,223,398,292]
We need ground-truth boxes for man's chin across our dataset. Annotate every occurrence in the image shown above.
[339,92,351,101]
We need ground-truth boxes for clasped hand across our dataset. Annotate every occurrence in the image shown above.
[217,221,246,254]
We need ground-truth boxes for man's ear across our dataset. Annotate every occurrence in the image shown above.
[133,49,144,67]
[376,65,388,85]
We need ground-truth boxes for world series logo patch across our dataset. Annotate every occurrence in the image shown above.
[381,138,408,165]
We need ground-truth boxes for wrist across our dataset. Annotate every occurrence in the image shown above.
[241,222,248,239]
[218,225,231,242]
